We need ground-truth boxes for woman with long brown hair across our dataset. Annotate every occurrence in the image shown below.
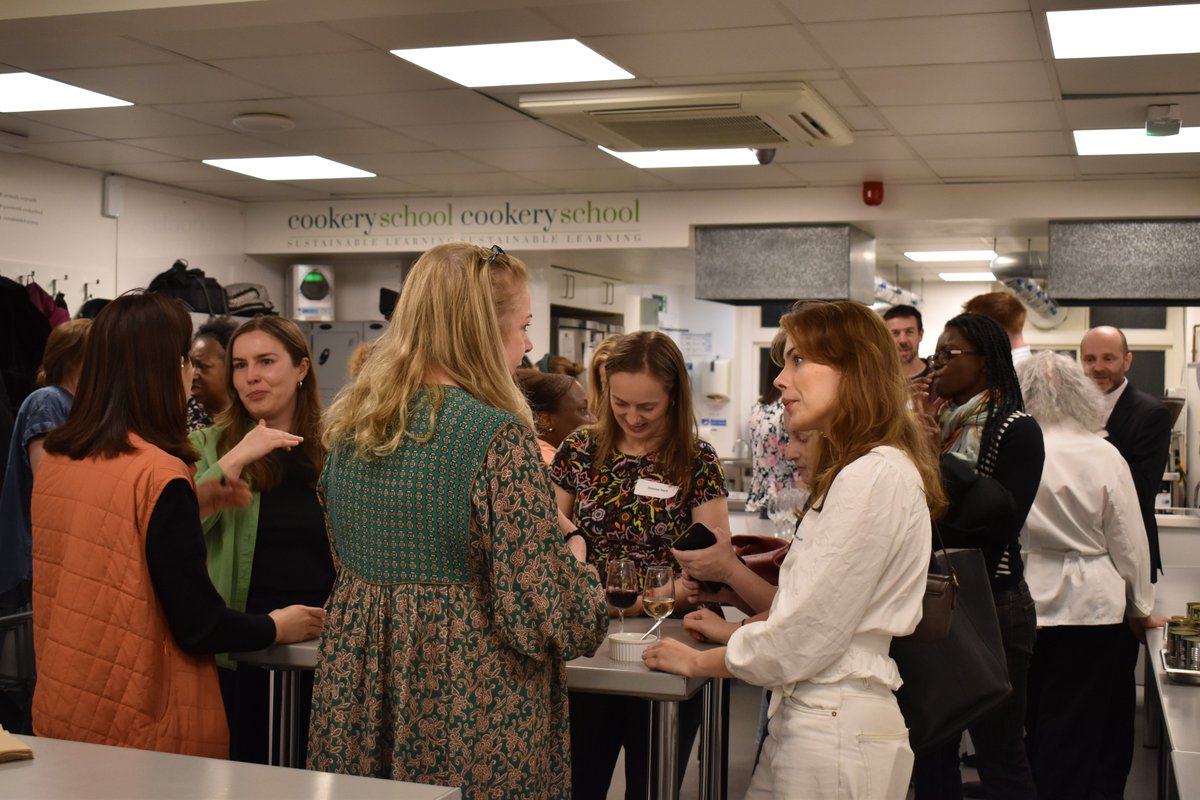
[551,329,729,799]
[190,315,333,764]
[644,301,945,800]
[30,292,321,757]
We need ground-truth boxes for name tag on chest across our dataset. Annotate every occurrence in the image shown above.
[634,478,680,500]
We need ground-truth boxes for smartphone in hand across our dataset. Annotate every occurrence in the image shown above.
[673,522,726,594]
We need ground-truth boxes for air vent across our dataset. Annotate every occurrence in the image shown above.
[520,83,853,149]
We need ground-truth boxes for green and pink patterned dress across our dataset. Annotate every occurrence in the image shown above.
[308,386,607,799]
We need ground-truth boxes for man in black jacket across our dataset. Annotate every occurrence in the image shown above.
[1080,324,1171,799]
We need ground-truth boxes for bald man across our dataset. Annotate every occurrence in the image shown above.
[1079,325,1171,800]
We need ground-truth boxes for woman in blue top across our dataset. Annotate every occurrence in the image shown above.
[0,319,91,604]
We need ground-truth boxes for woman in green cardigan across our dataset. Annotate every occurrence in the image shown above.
[190,315,333,765]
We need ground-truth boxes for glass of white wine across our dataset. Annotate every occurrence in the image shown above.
[642,565,675,632]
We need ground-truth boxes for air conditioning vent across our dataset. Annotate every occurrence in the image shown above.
[519,83,853,150]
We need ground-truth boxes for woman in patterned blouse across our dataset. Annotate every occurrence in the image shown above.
[551,329,729,800]
[309,242,606,799]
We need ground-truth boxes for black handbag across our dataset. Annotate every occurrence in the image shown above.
[905,524,957,642]
[147,259,228,315]
[891,547,1011,755]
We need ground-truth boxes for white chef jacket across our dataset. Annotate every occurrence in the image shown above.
[725,447,931,707]
[1020,420,1154,626]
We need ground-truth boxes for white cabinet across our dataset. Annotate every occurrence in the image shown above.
[549,266,623,312]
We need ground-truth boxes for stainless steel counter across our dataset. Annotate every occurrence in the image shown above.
[1146,566,1200,799]
[0,734,460,799]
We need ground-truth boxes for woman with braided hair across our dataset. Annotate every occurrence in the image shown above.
[911,312,1044,800]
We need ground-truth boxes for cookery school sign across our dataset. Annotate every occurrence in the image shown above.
[244,193,686,253]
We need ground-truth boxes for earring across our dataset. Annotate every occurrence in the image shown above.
[298,379,304,389]
[546,425,554,432]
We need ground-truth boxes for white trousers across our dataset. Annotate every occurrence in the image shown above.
[745,678,913,800]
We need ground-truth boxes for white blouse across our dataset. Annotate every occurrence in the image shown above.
[725,446,931,704]
[1020,421,1153,626]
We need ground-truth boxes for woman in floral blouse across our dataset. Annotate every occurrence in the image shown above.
[551,330,728,800]
[309,242,606,799]
[745,349,799,513]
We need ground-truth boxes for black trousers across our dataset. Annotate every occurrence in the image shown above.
[1025,623,1129,800]
[569,690,705,800]
[1088,623,1141,799]
[913,582,1039,800]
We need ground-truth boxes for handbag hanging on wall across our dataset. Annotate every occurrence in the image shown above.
[890,547,1011,755]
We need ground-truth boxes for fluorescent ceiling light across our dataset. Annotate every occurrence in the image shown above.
[939,272,998,282]
[391,39,633,87]
[599,146,758,168]
[904,250,997,263]
[1047,4,1200,59]
[0,72,132,112]
[1074,127,1200,155]
[202,156,375,180]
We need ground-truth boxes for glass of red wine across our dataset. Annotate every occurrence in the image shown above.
[605,558,639,634]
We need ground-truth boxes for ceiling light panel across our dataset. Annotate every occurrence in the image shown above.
[599,146,758,168]
[1047,4,1200,59]
[202,156,375,180]
[391,39,633,87]
[939,272,998,282]
[904,250,998,262]
[1074,127,1200,155]
[0,72,132,112]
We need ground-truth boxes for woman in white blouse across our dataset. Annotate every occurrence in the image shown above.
[644,301,946,800]
[1016,350,1160,800]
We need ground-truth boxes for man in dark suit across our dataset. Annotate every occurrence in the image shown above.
[1080,324,1171,799]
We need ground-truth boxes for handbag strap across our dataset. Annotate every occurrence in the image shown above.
[931,523,959,590]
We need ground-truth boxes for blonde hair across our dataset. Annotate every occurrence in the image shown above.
[587,334,620,418]
[323,242,533,455]
[781,301,946,518]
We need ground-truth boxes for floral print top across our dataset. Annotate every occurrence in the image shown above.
[550,428,727,575]
[746,399,799,512]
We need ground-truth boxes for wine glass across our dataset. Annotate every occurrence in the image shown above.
[642,565,675,632]
[768,487,806,537]
[605,559,639,634]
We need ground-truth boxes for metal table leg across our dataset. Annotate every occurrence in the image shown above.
[699,679,726,800]
[267,668,278,766]
[652,699,680,800]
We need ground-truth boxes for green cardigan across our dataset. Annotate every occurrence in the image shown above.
[190,425,261,667]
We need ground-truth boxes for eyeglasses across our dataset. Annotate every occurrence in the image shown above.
[486,244,505,264]
[929,348,978,367]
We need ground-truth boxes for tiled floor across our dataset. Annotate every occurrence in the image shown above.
[608,681,1159,799]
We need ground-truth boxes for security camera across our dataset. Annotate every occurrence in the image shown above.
[754,148,776,165]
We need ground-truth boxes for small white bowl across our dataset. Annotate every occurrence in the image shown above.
[609,631,658,662]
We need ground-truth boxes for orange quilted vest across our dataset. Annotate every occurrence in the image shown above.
[31,435,229,758]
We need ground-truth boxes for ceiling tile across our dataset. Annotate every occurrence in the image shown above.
[1077,155,1200,176]
[347,150,494,176]
[653,165,804,188]
[0,116,96,143]
[780,0,1030,23]
[808,12,1041,68]
[774,136,914,163]
[458,146,617,171]
[153,98,361,132]
[133,22,367,60]
[0,33,182,70]
[211,51,446,98]
[43,63,282,105]
[10,106,224,139]
[398,120,581,150]
[594,26,830,79]
[248,126,430,155]
[927,156,1077,179]
[808,79,864,107]
[171,179,317,201]
[121,134,296,160]
[328,9,566,50]
[781,159,939,184]
[1055,54,1200,97]
[907,131,1071,159]
[880,101,1062,135]
[111,160,231,183]
[312,89,527,128]
[27,139,182,166]
[848,61,1055,106]
[839,106,888,131]
[276,176,433,196]
[540,0,789,35]
[1063,96,1200,130]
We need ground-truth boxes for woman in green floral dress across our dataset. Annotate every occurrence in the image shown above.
[308,242,607,799]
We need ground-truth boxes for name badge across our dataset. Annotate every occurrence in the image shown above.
[634,478,680,500]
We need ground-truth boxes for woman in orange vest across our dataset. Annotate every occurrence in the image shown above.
[30,291,324,758]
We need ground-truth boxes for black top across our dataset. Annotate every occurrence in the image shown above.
[145,479,276,655]
[1105,383,1171,583]
[938,414,1044,592]
[247,449,334,614]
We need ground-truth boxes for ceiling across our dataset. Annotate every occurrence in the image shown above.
[1,0,1198,282]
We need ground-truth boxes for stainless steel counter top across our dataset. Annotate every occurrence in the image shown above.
[0,735,460,799]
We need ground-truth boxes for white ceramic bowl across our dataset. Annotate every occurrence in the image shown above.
[609,631,658,662]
